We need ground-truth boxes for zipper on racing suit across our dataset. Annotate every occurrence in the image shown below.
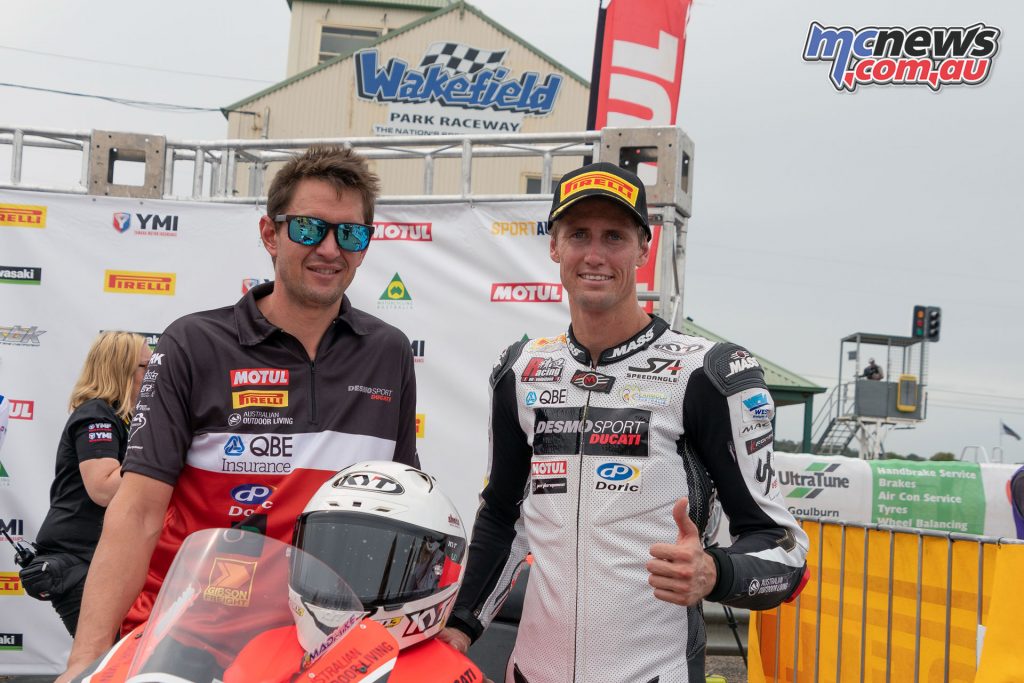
[572,360,598,682]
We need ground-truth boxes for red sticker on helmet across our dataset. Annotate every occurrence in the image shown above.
[438,556,461,589]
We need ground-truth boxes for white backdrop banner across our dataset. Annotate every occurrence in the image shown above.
[0,189,566,673]
[3,190,1019,673]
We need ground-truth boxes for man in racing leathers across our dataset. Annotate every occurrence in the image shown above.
[57,147,419,683]
[440,162,809,683]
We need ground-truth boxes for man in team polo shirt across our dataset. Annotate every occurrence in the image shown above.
[58,147,419,682]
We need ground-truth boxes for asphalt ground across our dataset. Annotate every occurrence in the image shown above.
[706,654,748,682]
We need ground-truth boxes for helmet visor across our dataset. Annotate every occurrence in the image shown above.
[292,511,465,609]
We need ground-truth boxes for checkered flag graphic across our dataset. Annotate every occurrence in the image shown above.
[419,42,507,74]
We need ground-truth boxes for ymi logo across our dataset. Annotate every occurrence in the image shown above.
[803,22,1001,92]
[411,339,426,363]
[113,212,132,233]
[112,212,180,236]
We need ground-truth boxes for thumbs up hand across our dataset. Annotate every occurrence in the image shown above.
[646,498,718,606]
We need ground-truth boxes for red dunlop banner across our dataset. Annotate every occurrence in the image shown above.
[587,0,691,312]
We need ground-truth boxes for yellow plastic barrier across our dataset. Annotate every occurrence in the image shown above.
[748,520,1019,683]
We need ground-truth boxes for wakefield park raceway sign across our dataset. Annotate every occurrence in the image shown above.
[356,42,563,136]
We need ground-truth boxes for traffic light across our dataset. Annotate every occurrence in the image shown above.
[925,306,941,341]
[912,305,941,341]
[912,305,926,339]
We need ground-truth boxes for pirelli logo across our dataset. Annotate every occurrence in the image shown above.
[0,204,46,228]
[560,171,638,207]
[104,270,176,296]
[0,573,24,596]
[232,390,288,408]
[416,413,426,439]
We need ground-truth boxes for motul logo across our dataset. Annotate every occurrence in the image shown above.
[531,460,567,476]
[372,221,432,241]
[490,283,563,303]
[230,368,289,387]
[9,400,33,420]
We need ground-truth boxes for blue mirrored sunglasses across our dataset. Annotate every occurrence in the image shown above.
[274,215,374,252]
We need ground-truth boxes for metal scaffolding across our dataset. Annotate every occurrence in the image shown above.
[0,124,694,326]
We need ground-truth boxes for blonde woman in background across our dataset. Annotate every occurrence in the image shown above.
[22,331,151,635]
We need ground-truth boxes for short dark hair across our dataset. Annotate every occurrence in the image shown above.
[266,146,380,224]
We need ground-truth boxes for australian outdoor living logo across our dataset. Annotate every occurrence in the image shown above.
[803,22,1000,92]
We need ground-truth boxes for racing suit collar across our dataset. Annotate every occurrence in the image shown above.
[234,281,369,346]
[566,315,669,366]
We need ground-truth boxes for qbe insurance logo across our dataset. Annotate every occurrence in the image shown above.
[803,22,1000,92]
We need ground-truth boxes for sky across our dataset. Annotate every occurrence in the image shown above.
[2,0,1022,461]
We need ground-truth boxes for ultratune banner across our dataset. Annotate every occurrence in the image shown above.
[0,190,566,673]
[770,452,1018,538]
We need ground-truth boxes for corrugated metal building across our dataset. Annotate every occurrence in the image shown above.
[225,0,590,196]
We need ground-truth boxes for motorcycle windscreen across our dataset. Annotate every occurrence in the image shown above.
[126,528,364,679]
[292,511,463,610]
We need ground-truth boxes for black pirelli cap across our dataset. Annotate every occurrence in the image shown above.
[548,162,651,241]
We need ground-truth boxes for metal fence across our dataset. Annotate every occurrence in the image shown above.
[750,518,1024,683]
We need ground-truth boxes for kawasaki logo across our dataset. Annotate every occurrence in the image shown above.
[0,266,41,285]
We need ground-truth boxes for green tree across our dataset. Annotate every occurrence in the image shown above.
[931,452,956,461]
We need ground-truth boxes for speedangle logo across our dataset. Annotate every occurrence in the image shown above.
[803,22,1000,92]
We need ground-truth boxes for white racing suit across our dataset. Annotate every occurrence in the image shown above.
[448,316,809,683]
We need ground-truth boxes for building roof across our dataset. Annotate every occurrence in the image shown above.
[682,318,825,396]
[287,0,450,10]
[227,0,588,115]
[840,332,920,348]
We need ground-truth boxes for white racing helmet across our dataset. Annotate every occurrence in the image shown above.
[290,461,468,650]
